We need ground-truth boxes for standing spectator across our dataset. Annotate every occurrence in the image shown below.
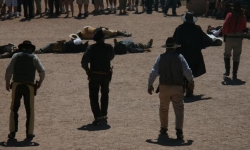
[49,0,60,16]
[173,11,213,97]
[147,37,194,139]
[17,0,22,16]
[202,0,216,18]
[135,0,145,13]
[34,0,42,17]
[94,0,104,15]
[109,0,116,13]
[222,1,247,80]
[145,0,153,13]
[5,40,45,139]
[154,0,164,12]
[119,0,127,14]
[23,0,34,19]
[76,0,89,18]
[64,0,73,17]
[163,0,177,17]
[81,28,114,125]
[6,0,18,18]
[44,0,49,14]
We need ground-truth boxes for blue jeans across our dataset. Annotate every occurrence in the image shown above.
[163,0,176,14]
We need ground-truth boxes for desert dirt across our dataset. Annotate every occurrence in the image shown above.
[0,1,250,150]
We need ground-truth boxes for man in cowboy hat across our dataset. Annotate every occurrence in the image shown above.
[5,40,45,139]
[222,1,247,80]
[0,43,21,59]
[148,37,194,140]
[35,34,89,53]
[81,28,114,125]
[173,11,213,97]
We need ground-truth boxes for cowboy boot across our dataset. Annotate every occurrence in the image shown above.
[146,39,153,48]
[232,61,239,80]
[223,58,230,76]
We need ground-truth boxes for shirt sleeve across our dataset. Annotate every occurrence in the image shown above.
[179,54,194,83]
[5,53,18,84]
[148,55,160,86]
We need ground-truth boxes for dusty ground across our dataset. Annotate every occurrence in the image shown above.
[0,2,250,150]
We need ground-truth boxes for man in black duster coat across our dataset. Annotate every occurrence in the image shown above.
[173,11,213,97]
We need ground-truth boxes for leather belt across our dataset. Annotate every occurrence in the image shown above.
[91,71,109,75]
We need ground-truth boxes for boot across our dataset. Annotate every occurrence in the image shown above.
[232,61,239,80]
[146,39,153,48]
[223,58,230,76]
[176,129,184,140]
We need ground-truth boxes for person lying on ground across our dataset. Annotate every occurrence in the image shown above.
[0,43,22,59]
[114,38,153,55]
[76,26,132,40]
[34,34,88,54]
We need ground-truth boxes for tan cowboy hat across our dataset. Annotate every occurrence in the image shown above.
[181,11,198,23]
[69,34,80,40]
[161,37,181,48]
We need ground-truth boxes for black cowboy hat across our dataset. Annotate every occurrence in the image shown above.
[181,11,198,23]
[18,40,36,52]
[161,37,181,48]
[92,28,105,41]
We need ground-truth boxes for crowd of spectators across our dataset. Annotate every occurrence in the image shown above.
[0,0,182,20]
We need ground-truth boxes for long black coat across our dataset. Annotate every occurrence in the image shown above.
[173,22,213,77]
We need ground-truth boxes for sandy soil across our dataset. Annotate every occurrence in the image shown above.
[0,2,250,150]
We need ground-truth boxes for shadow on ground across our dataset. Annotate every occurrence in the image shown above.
[0,138,39,147]
[77,120,111,131]
[184,94,212,103]
[146,134,193,146]
[221,77,246,85]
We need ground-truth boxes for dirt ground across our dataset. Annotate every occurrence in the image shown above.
[0,2,250,150]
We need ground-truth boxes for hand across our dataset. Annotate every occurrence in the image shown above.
[6,83,10,92]
[148,85,154,95]
[188,82,195,91]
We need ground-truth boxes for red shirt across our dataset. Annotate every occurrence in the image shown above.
[222,12,247,35]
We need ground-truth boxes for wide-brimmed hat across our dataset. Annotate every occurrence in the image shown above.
[18,40,36,52]
[161,37,181,48]
[92,28,105,41]
[181,11,198,23]
[69,34,80,40]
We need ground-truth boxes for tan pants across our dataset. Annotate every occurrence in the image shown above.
[80,26,118,39]
[159,85,184,130]
[9,82,35,134]
[224,33,243,62]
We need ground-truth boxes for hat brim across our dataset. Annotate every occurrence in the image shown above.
[181,15,198,23]
[161,44,181,48]
[69,34,80,40]
[18,43,36,52]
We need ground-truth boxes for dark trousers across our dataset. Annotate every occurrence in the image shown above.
[10,83,35,135]
[23,0,33,18]
[145,0,153,12]
[164,0,176,14]
[49,0,59,15]
[88,74,110,119]
[17,0,22,13]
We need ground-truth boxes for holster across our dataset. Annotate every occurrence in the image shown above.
[109,66,113,82]
[223,35,227,42]
[34,81,39,96]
